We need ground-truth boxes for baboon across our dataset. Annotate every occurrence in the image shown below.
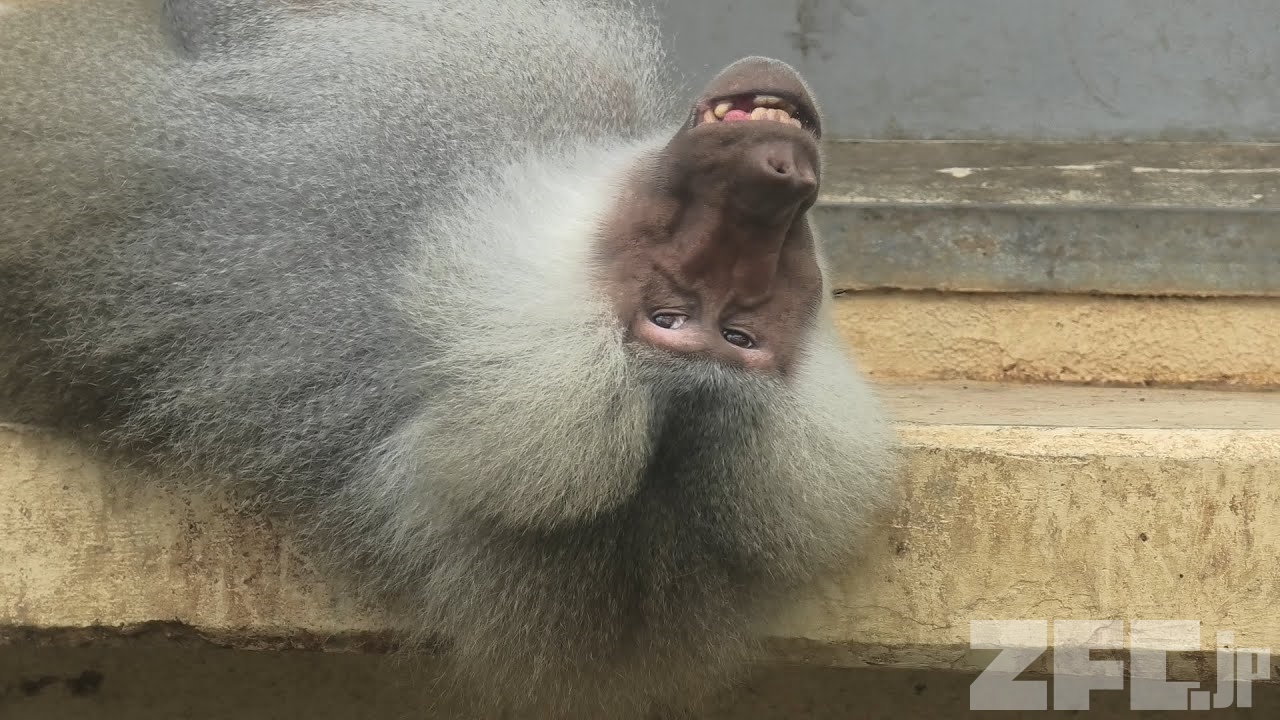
[0,0,895,716]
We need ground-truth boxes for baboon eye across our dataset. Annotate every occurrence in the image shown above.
[722,329,754,348]
[650,313,687,330]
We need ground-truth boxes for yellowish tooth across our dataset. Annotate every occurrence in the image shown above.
[770,109,788,122]
[750,106,768,120]
[754,94,784,107]
[713,101,733,118]
[788,117,802,128]
[702,109,716,124]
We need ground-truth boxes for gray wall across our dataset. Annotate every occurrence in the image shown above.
[658,0,1280,141]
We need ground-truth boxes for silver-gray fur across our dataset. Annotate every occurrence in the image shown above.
[0,0,895,716]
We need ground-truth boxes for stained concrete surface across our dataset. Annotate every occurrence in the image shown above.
[3,383,1278,673]
[816,142,1280,296]
[882,381,1280,429]
[4,645,1278,719]
[835,292,1280,388]
[821,141,1280,210]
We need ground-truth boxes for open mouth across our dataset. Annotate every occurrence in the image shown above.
[694,92,816,133]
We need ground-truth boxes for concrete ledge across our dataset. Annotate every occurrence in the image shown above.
[835,292,1280,388]
[0,424,390,652]
[823,142,1280,210]
[817,141,1280,296]
[3,383,1279,681]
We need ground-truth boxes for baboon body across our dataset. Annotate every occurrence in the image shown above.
[0,0,894,716]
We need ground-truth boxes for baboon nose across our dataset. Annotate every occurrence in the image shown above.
[759,143,817,191]
[740,140,818,218]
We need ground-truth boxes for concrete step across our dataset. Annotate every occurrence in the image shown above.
[816,141,1280,388]
[817,141,1280,296]
[3,381,1277,717]
[833,291,1280,388]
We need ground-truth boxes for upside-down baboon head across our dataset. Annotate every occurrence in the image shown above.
[351,56,894,717]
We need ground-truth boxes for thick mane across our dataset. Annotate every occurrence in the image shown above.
[0,1,894,717]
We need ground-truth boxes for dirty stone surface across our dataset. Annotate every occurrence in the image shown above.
[6,645,1279,719]
[817,141,1280,296]
[2,382,1277,686]
[835,292,1280,388]
[822,141,1280,210]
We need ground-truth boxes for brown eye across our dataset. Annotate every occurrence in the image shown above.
[650,313,687,330]
[722,329,754,348]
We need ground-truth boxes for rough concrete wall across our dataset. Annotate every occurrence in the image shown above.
[658,0,1280,141]
[835,293,1280,388]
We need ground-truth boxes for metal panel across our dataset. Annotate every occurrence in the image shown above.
[658,0,1280,142]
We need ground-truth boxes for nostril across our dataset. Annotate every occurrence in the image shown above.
[737,141,818,218]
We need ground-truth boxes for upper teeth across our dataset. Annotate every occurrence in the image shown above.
[754,94,800,119]
[699,95,804,128]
